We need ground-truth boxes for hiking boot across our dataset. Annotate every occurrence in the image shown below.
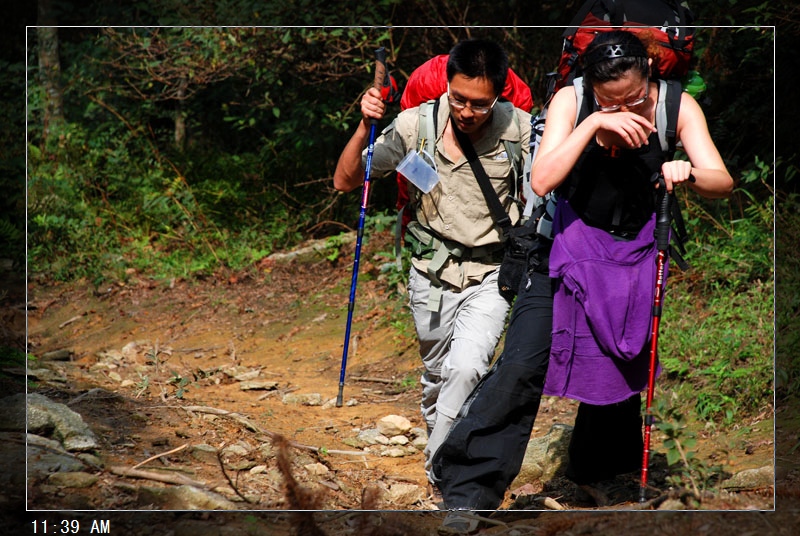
[578,483,612,507]
[438,511,481,535]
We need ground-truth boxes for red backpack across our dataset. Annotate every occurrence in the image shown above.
[553,0,695,96]
[396,54,534,232]
[400,54,533,112]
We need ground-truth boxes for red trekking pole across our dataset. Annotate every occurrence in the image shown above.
[640,172,693,502]
[336,48,390,408]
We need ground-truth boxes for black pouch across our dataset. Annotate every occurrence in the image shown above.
[497,216,541,301]
[497,198,555,301]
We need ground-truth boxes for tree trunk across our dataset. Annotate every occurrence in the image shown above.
[174,83,187,151]
[37,0,64,144]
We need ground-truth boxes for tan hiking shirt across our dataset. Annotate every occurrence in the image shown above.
[364,94,532,290]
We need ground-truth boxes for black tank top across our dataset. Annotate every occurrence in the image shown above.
[558,86,672,236]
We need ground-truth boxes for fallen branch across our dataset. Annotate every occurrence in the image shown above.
[59,315,83,329]
[180,405,367,457]
[67,388,120,406]
[173,344,225,353]
[109,465,206,488]
[349,376,397,384]
[132,443,189,470]
[182,405,262,433]
[360,393,404,403]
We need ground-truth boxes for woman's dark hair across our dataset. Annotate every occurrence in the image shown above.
[446,38,508,96]
[581,30,650,87]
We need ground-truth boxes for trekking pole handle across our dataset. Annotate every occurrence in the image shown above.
[655,174,671,251]
[652,172,694,251]
[371,47,388,125]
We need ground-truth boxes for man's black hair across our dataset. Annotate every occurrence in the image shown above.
[446,39,508,96]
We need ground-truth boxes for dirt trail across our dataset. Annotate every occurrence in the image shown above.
[26,232,436,509]
[18,230,793,532]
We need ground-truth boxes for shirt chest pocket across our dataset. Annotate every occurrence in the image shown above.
[480,153,514,191]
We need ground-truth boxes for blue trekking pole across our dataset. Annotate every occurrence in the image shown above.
[336,47,389,407]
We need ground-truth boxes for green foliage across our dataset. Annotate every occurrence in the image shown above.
[135,373,150,398]
[0,345,27,369]
[0,346,30,388]
[0,59,26,268]
[167,371,190,399]
[399,375,418,390]
[658,156,773,425]
[27,26,411,283]
[324,233,350,263]
[653,396,728,497]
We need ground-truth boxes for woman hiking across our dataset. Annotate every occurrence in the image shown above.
[530,29,733,496]
[431,29,732,532]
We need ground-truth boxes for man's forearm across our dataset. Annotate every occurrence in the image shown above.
[333,119,372,192]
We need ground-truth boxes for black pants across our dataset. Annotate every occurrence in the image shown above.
[431,267,646,510]
[566,394,644,485]
[431,267,554,511]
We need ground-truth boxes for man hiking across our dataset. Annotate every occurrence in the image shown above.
[333,38,532,497]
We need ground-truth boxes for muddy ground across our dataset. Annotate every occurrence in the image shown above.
[7,230,800,534]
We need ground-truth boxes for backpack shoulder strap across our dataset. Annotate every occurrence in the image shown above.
[503,109,524,202]
[665,79,682,152]
[417,98,440,156]
[397,98,441,266]
[655,79,682,154]
[573,77,586,129]
[655,79,690,270]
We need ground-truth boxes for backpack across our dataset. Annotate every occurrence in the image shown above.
[400,54,534,113]
[552,0,695,97]
[526,1,696,262]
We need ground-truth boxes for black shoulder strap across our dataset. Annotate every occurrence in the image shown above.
[450,116,513,236]
[431,97,440,141]
[662,82,689,270]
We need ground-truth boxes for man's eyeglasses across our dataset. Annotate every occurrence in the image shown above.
[594,79,649,112]
[447,83,498,115]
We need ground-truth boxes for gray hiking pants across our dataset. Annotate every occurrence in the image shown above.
[431,244,553,511]
[407,266,510,484]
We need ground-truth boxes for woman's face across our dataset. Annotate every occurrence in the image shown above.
[592,71,650,114]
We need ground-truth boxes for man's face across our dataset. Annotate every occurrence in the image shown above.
[447,73,498,135]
